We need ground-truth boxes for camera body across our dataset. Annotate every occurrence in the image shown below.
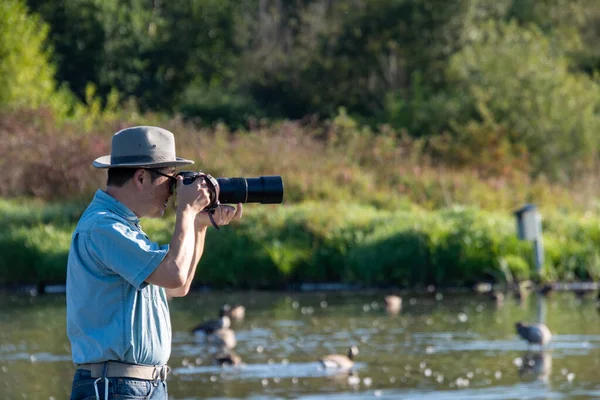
[175,171,284,209]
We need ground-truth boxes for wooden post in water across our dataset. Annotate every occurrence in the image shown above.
[536,293,547,324]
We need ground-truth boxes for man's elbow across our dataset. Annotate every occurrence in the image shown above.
[146,264,188,290]
[167,285,191,297]
[167,269,190,295]
[167,273,187,289]
[179,286,191,296]
[156,268,187,289]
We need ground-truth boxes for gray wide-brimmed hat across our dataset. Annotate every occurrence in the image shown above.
[92,126,194,169]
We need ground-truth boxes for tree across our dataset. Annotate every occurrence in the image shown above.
[237,0,512,119]
[444,20,600,180]
[27,0,241,111]
[0,0,59,108]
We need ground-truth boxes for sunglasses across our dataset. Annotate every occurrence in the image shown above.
[146,169,177,194]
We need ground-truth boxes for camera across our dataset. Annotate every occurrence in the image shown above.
[175,171,284,209]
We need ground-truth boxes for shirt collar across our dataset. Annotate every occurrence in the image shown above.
[93,189,140,224]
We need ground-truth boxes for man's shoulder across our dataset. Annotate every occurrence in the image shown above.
[76,206,129,234]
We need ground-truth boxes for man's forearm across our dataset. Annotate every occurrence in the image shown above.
[164,204,241,296]
[148,207,197,290]
[183,223,207,289]
[166,221,208,297]
[167,208,197,280]
[190,222,207,272]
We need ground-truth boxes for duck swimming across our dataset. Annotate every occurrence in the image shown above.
[191,310,231,336]
[515,321,552,347]
[222,303,245,321]
[319,346,359,371]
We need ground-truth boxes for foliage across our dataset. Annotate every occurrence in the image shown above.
[442,20,600,180]
[5,108,600,216]
[7,0,600,182]
[6,1,600,289]
[178,84,265,128]
[26,0,241,111]
[0,109,111,200]
[3,199,600,288]
[236,0,510,118]
[0,198,76,284]
[0,0,76,115]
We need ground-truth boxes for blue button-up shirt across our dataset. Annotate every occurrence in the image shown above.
[66,190,171,365]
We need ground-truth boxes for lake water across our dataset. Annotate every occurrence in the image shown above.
[1,289,600,399]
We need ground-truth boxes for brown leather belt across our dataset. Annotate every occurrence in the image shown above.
[78,361,170,381]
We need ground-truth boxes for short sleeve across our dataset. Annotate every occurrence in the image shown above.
[87,217,169,289]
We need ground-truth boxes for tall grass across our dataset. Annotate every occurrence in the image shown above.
[2,108,600,214]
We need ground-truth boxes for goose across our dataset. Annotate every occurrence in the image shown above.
[573,288,594,300]
[473,282,493,294]
[515,322,552,347]
[191,310,231,336]
[489,291,504,305]
[384,295,402,314]
[213,350,242,366]
[319,346,358,371]
[538,283,554,297]
[514,281,533,301]
[207,327,237,349]
[222,303,246,321]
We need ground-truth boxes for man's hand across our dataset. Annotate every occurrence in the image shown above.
[197,203,243,228]
[176,175,211,214]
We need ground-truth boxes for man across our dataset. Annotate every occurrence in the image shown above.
[67,126,242,400]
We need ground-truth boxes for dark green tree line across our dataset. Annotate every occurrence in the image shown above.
[8,0,600,180]
[25,0,241,111]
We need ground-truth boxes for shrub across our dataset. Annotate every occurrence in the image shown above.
[444,20,600,180]
[3,199,600,288]
[3,108,600,217]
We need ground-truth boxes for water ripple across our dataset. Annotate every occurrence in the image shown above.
[292,383,568,400]
[173,361,366,381]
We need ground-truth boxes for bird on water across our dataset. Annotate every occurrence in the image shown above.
[319,346,359,371]
[191,309,231,336]
[515,321,552,348]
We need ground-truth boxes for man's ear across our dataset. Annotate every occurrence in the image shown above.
[133,169,146,190]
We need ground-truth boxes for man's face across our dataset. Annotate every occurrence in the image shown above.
[144,168,177,218]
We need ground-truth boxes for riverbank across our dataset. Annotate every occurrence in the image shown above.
[2,198,600,288]
[3,280,598,299]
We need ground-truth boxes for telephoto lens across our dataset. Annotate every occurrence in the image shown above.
[176,171,284,205]
[217,176,283,204]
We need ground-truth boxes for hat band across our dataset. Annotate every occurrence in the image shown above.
[111,154,174,164]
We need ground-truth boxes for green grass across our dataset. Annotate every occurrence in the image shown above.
[2,199,599,288]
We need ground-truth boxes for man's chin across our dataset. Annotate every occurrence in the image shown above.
[148,209,165,219]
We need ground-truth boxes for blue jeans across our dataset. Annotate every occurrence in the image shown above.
[70,369,168,400]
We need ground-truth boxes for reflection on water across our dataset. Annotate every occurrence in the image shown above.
[517,350,552,383]
[1,290,600,399]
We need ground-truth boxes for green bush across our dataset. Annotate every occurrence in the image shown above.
[501,254,530,282]
[4,199,600,288]
[444,20,600,180]
[0,224,73,285]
